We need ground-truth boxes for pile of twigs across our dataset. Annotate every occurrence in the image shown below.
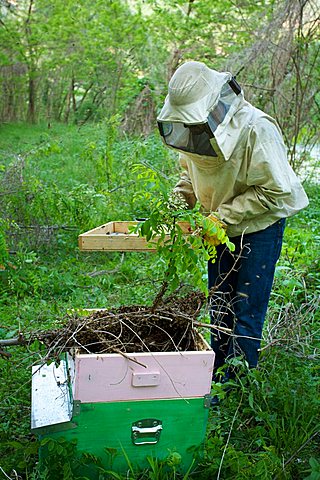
[36,291,207,359]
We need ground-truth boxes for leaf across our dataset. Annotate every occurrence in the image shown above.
[48,440,55,452]
[309,457,320,470]
[249,391,254,409]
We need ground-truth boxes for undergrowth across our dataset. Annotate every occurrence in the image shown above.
[0,123,319,480]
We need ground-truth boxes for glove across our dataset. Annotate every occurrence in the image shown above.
[202,214,227,247]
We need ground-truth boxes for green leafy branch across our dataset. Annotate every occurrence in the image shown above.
[131,164,235,303]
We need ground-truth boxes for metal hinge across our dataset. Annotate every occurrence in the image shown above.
[73,400,81,417]
[204,394,212,409]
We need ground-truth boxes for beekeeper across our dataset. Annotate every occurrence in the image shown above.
[157,61,309,378]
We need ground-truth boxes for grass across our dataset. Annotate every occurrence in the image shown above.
[0,122,319,479]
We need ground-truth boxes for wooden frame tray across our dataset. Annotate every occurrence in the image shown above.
[78,221,192,252]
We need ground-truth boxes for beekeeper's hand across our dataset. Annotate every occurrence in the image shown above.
[202,214,227,246]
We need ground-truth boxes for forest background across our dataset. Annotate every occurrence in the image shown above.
[0,0,319,479]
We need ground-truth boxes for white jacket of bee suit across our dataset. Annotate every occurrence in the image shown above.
[157,61,309,238]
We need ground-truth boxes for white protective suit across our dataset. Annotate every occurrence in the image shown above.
[157,61,309,238]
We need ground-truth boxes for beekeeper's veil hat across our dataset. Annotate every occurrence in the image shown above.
[157,61,245,159]
[158,61,232,124]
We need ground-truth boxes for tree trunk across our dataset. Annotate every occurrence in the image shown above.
[27,73,36,123]
[64,76,77,123]
[25,0,36,123]
[64,89,71,123]
[71,75,76,113]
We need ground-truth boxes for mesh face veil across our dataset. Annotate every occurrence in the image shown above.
[158,80,240,157]
[158,120,217,156]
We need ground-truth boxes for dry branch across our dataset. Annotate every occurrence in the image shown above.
[0,334,26,347]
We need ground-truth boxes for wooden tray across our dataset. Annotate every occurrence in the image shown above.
[78,221,192,252]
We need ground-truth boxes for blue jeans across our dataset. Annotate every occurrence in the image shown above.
[208,219,285,372]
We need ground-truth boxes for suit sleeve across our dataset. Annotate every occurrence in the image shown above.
[217,120,293,225]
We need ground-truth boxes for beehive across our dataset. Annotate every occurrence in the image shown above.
[31,327,214,474]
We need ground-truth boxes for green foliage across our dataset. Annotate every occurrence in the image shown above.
[131,163,234,295]
[0,123,319,480]
[303,457,320,480]
[201,356,319,480]
[0,219,10,287]
[0,0,155,123]
[0,0,318,175]
[269,187,320,321]
[33,437,105,480]
[23,437,195,480]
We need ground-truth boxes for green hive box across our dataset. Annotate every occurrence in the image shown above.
[32,342,214,477]
[38,397,209,475]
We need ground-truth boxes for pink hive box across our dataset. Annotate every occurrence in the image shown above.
[68,332,214,403]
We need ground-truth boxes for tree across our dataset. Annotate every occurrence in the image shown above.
[0,0,153,124]
[226,0,320,169]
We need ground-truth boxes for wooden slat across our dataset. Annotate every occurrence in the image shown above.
[78,221,192,252]
[80,222,115,235]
